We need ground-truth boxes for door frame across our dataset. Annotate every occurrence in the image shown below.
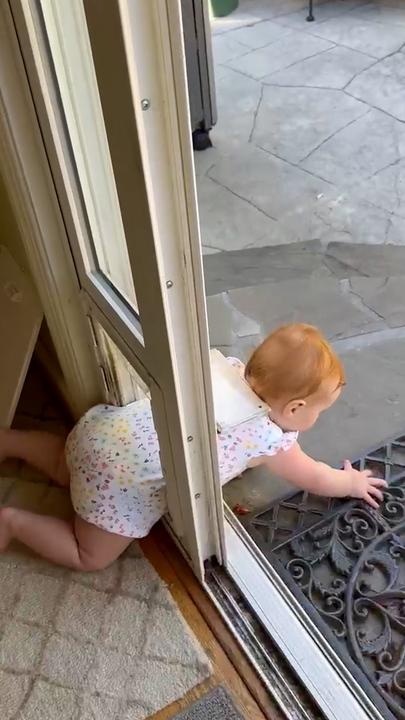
[4,0,225,577]
[0,0,102,418]
[144,2,387,718]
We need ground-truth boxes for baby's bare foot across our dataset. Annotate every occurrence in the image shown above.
[0,507,13,551]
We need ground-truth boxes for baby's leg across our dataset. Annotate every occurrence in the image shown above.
[0,508,131,570]
[0,429,69,487]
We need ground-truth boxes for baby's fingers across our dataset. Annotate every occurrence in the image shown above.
[364,493,379,509]
[370,478,388,488]
[367,486,384,503]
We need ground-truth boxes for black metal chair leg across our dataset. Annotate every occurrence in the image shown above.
[307,0,314,21]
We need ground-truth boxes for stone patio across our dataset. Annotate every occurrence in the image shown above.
[195,0,405,508]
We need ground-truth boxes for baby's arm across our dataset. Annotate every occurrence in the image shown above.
[262,442,386,508]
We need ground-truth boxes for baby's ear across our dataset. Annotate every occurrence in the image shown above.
[286,399,306,415]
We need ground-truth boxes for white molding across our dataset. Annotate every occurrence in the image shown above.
[224,516,385,720]
[0,1,101,418]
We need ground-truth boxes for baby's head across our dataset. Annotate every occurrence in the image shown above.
[245,323,345,432]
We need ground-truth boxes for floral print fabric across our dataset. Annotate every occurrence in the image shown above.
[66,358,298,537]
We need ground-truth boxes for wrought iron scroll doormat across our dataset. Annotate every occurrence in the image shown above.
[243,435,405,720]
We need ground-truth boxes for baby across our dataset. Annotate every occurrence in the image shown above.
[0,323,385,570]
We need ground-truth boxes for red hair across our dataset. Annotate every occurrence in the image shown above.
[245,324,345,402]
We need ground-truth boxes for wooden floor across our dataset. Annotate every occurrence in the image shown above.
[141,525,283,720]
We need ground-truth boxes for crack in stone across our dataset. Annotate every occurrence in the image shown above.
[367,156,402,180]
[323,251,369,278]
[206,173,278,221]
[202,243,226,253]
[264,82,351,91]
[255,143,335,185]
[225,40,338,82]
[384,216,393,244]
[249,83,264,142]
[313,210,352,238]
[343,88,405,125]
[343,278,387,323]
[299,108,371,163]
[342,56,381,92]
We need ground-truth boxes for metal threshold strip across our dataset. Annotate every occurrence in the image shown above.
[206,558,325,720]
[231,434,405,720]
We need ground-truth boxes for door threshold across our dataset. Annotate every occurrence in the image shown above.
[205,562,324,720]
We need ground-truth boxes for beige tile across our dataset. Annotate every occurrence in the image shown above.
[22,679,77,720]
[14,574,62,625]
[101,596,148,655]
[56,583,108,642]
[0,621,44,673]
[120,557,160,601]
[41,634,95,689]
[0,669,30,719]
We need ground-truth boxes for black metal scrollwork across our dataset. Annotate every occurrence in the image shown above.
[245,437,405,718]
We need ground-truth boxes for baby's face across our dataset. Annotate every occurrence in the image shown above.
[271,376,343,432]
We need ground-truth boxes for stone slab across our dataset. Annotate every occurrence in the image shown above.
[253,85,367,164]
[196,174,277,252]
[305,14,405,58]
[351,2,405,27]
[203,239,331,295]
[347,52,405,122]
[211,34,250,66]
[273,0,372,30]
[356,158,405,217]
[210,70,262,147]
[350,276,405,328]
[227,18,293,50]
[267,45,375,89]
[207,143,330,222]
[302,109,405,185]
[203,239,405,295]
[226,31,333,80]
[325,242,405,277]
[207,277,386,349]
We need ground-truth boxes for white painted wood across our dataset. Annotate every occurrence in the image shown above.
[0,2,101,418]
[210,349,269,431]
[0,245,42,427]
[224,516,384,720]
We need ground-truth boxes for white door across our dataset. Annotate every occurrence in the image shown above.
[8,0,223,578]
[91,3,385,720]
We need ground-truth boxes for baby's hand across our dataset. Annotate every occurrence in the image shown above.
[343,460,387,508]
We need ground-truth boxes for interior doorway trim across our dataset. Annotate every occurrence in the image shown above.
[0,1,101,417]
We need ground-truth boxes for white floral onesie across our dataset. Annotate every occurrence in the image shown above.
[65,357,298,538]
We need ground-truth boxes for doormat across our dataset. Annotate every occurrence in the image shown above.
[0,475,211,720]
[242,433,405,720]
[171,685,244,719]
